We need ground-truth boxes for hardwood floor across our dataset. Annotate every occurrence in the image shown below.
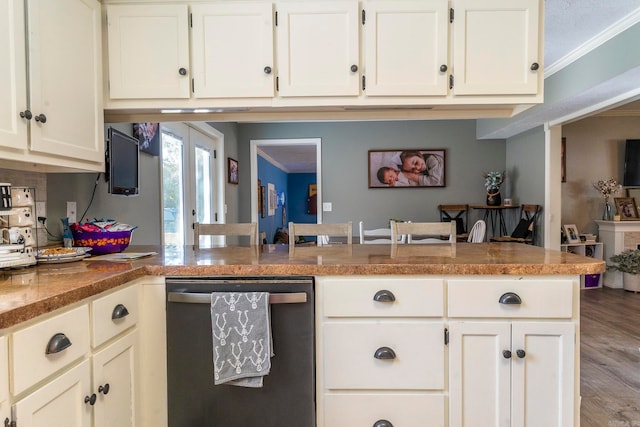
[581,287,640,427]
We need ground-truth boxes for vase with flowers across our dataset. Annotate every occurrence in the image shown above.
[483,171,505,206]
[593,178,622,220]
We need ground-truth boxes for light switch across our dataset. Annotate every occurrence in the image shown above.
[323,202,332,212]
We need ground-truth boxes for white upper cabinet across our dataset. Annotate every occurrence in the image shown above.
[0,0,104,171]
[452,0,541,95]
[276,1,360,97]
[191,3,274,98]
[0,0,27,151]
[106,4,190,99]
[363,0,449,96]
[27,0,104,163]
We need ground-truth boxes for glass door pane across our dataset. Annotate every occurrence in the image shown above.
[190,127,217,247]
[162,130,185,246]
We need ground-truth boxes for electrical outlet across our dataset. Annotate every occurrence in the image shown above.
[67,201,77,224]
[322,202,332,212]
[35,202,46,227]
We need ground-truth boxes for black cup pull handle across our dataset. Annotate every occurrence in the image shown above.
[373,420,393,427]
[498,292,522,305]
[112,303,130,320]
[373,290,395,302]
[46,332,72,355]
[374,346,396,360]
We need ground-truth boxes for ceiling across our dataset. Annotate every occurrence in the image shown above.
[260,0,640,171]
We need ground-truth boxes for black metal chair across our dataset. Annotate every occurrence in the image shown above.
[490,204,541,245]
[438,204,469,241]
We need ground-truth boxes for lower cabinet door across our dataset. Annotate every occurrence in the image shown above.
[324,393,444,427]
[14,359,92,427]
[92,330,137,427]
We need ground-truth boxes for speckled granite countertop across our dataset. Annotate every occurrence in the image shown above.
[0,243,604,330]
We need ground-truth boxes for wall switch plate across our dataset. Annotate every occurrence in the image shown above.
[322,202,332,212]
[66,201,77,224]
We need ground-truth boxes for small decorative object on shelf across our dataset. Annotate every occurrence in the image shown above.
[592,178,622,221]
[608,249,640,292]
[483,171,504,206]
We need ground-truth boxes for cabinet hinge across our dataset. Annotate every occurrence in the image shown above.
[191,78,195,93]
[275,11,278,26]
[362,75,366,91]
[213,149,217,159]
[5,418,17,427]
[449,8,454,23]
[444,327,449,345]
[215,212,218,222]
[190,13,193,28]
[362,9,366,25]
[276,76,279,92]
[449,74,454,89]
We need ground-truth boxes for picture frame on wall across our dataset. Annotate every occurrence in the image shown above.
[133,123,160,156]
[615,197,639,220]
[563,224,581,244]
[368,149,446,188]
[228,158,239,184]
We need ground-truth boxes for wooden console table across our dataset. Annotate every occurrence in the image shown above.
[595,220,640,288]
[470,205,519,240]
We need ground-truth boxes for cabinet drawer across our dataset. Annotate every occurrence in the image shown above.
[448,279,574,318]
[0,336,7,404]
[91,284,139,347]
[12,305,90,395]
[324,321,444,390]
[324,393,445,427]
[321,277,444,317]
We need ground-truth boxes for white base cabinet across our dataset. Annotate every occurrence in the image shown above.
[0,335,9,426]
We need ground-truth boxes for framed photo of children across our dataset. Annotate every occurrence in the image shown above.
[615,197,639,220]
[368,149,446,188]
[228,158,239,184]
[563,224,581,244]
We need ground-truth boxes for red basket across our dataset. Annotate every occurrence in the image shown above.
[71,230,133,255]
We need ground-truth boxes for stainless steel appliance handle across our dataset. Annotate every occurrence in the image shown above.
[167,291,307,304]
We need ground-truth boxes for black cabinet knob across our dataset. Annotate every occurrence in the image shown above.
[98,383,110,395]
[516,349,526,358]
[502,350,512,359]
[440,64,448,72]
[264,66,272,74]
[84,394,97,406]
[374,346,396,360]
[178,67,187,76]
[373,290,395,302]
[530,62,539,71]
[19,110,32,120]
[373,420,393,427]
[350,64,358,72]
[34,114,47,124]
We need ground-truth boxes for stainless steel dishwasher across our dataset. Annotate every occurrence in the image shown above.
[165,276,315,427]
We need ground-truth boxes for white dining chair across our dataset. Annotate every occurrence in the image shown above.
[390,220,456,244]
[467,220,487,243]
[193,222,258,249]
[359,221,405,244]
[288,221,353,247]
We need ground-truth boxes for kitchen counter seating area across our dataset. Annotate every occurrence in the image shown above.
[0,243,603,427]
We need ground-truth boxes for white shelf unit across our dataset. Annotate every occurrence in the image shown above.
[561,242,603,289]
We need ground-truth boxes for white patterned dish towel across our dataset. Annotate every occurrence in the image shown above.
[211,292,272,387]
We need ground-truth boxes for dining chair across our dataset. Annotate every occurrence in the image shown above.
[489,204,541,244]
[438,204,469,241]
[358,221,405,244]
[390,220,456,244]
[467,220,487,243]
[288,221,353,247]
[193,222,258,249]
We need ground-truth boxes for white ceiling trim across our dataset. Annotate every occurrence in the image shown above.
[256,147,290,173]
[544,7,640,78]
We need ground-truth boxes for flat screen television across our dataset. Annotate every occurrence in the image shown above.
[623,139,640,187]
[106,127,140,196]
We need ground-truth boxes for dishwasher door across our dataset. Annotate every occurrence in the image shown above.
[165,276,315,427]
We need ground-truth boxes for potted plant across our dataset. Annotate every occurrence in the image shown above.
[483,171,505,206]
[608,249,640,292]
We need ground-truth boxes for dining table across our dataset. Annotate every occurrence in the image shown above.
[470,204,519,240]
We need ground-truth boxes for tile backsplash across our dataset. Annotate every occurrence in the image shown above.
[0,169,48,248]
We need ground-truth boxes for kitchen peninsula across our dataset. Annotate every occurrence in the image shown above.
[0,243,603,427]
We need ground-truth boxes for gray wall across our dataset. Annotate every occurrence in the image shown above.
[234,120,506,230]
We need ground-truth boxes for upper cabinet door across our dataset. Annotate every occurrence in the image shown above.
[191,3,274,98]
[452,0,540,95]
[27,0,104,163]
[364,0,448,96]
[276,1,359,97]
[107,4,190,99]
[0,0,27,151]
